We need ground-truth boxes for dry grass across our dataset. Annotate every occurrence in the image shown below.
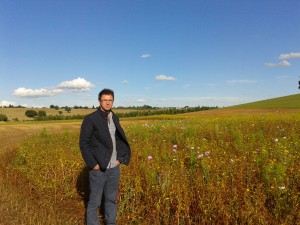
[0,119,141,225]
[0,122,82,148]
[185,108,300,116]
[0,121,85,225]
[1,109,300,224]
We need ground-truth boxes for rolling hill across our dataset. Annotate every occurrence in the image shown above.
[227,93,300,109]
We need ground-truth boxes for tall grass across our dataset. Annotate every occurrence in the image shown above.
[13,113,300,224]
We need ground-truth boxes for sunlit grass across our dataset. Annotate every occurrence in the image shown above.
[12,113,300,224]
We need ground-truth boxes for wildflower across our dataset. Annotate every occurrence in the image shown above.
[147,155,153,160]
[143,123,150,128]
[274,138,279,142]
[191,147,195,150]
[278,186,286,190]
[172,149,177,153]
[173,144,177,149]
[204,151,210,156]
[197,154,204,159]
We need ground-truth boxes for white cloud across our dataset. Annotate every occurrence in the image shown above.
[141,54,151,59]
[13,77,95,98]
[0,100,16,107]
[13,87,63,97]
[58,77,95,91]
[123,80,129,84]
[279,52,300,60]
[227,80,256,85]
[155,75,177,81]
[265,60,291,68]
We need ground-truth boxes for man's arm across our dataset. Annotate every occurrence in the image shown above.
[79,116,98,169]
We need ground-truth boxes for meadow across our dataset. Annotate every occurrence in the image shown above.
[1,109,300,224]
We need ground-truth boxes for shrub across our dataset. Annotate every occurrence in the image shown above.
[38,110,47,117]
[0,114,8,121]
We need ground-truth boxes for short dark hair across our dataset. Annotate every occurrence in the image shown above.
[98,88,114,101]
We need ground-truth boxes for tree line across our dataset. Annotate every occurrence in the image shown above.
[0,105,218,122]
[115,106,218,118]
[31,106,218,121]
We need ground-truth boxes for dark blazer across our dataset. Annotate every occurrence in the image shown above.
[79,108,131,170]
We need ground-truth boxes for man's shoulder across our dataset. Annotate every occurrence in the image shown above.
[84,109,100,119]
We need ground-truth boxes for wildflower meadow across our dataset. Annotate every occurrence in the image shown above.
[14,112,300,224]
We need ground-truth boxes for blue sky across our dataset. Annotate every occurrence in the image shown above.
[1,0,300,108]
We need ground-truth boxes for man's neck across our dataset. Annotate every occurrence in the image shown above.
[100,106,111,113]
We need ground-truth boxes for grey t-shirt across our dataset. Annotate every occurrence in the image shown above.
[107,112,117,168]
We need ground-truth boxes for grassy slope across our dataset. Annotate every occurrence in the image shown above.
[227,93,300,109]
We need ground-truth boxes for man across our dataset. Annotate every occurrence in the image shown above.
[79,88,131,225]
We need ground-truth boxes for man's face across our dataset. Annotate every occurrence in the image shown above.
[100,94,114,111]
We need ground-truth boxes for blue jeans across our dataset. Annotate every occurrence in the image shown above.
[86,165,120,225]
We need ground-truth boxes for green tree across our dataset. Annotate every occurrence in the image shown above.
[25,110,38,118]
[65,106,71,113]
